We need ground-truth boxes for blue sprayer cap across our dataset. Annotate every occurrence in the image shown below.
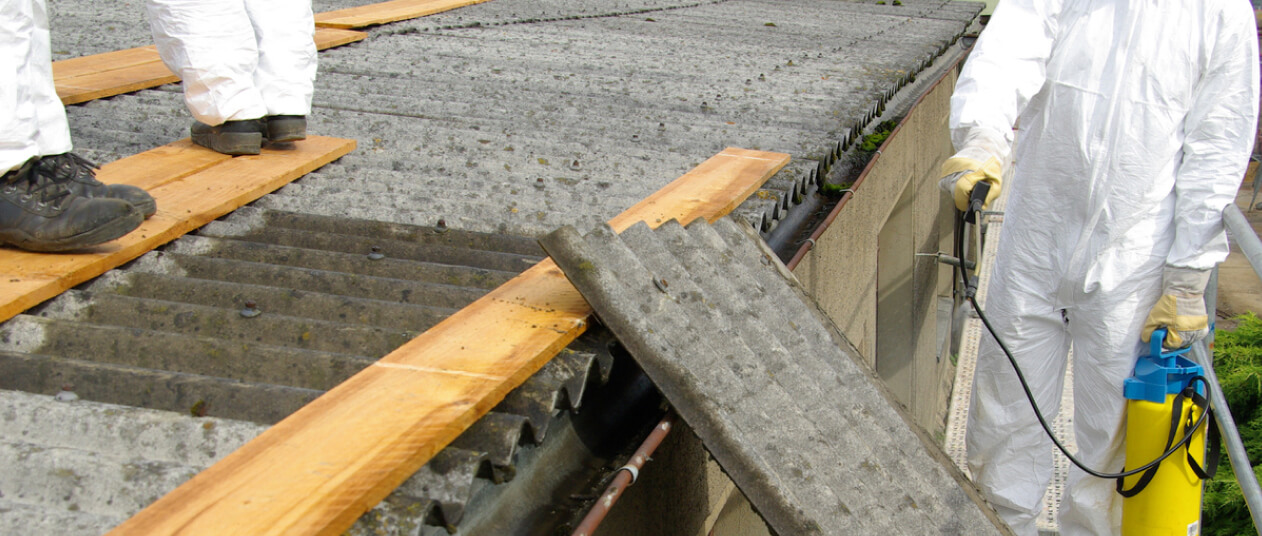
[1123,328,1204,403]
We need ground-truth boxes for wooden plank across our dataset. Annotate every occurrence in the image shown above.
[106,147,790,536]
[52,46,161,80]
[314,27,369,49]
[54,28,366,106]
[0,136,356,325]
[57,61,180,105]
[96,139,233,192]
[315,0,492,29]
[607,147,790,232]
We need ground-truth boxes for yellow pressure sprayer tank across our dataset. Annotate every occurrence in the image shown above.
[1119,328,1214,536]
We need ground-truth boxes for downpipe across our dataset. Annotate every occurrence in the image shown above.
[570,413,677,536]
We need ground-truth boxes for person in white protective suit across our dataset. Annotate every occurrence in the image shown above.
[144,0,317,156]
[0,0,155,252]
[942,0,1259,534]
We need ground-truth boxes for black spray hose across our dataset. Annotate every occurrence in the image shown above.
[955,184,1212,482]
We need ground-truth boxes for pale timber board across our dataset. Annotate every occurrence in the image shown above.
[52,46,161,80]
[315,0,493,29]
[96,139,232,192]
[0,135,356,324]
[53,28,366,105]
[106,147,790,536]
[314,27,370,49]
[57,62,180,105]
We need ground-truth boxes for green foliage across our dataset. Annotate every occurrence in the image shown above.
[858,120,899,152]
[819,182,853,196]
[1205,313,1262,535]
[817,120,902,197]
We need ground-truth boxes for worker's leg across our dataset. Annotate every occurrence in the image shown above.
[1057,276,1161,536]
[28,0,71,158]
[243,0,315,118]
[966,260,1072,536]
[0,0,146,252]
[0,0,71,172]
[144,0,267,125]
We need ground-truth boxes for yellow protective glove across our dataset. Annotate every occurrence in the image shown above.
[1141,267,1212,350]
[940,156,1003,211]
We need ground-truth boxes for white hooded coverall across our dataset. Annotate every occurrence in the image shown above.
[144,0,317,126]
[954,0,1258,534]
[0,0,74,173]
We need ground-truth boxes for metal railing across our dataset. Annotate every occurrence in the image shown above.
[1200,203,1262,533]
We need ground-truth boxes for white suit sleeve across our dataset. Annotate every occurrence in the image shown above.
[1169,5,1260,270]
[949,0,1060,162]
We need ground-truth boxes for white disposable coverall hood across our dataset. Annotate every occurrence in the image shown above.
[0,0,74,173]
[954,0,1258,534]
[145,0,317,126]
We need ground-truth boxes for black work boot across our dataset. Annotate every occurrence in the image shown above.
[0,158,142,252]
[265,115,307,143]
[38,153,157,219]
[191,119,265,155]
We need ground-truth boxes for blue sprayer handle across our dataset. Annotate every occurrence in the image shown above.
[1124,328,1201,403]
[1148,328,1192,363]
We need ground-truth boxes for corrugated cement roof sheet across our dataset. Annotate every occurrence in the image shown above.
[59,0,980,238]
[540,217,1010,535]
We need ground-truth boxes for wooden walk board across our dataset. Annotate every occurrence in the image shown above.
[54,28,367,106]
[107,147,790,536]
[315,0,493,29]
[0,136,356,325]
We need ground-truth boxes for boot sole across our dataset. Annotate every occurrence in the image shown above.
[267,121,307,143]
[267,133,307,143]
[131,197,158,219]
[0,209,144,253]
[192,131,263,156]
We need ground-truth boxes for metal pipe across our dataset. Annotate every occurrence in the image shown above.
[1205,206,1262,532]
[1225,204,1262,282]
[1190,333,1262,533]
[571,412,677,536]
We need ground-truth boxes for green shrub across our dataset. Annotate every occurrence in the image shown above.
[1204,313,1262,535]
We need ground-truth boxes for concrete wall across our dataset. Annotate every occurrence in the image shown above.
[794,67,960,436]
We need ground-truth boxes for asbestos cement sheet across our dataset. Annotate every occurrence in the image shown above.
[540,217,1011,536]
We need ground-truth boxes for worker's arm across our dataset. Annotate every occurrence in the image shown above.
[942,0,1061,207]
[1168,2,1259,271]
[1144,3,1259,349]
[949,0,1060,162]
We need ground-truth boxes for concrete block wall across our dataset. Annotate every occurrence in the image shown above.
[795,67,960,435]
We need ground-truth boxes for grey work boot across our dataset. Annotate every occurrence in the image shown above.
[265,115,307,143]
[191,119,265,156]
[0,158,143,252]
[38,153,157,219]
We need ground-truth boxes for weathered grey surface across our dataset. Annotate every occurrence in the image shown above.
[55,0,978,238]
[540,217,1011,535]
[0,208,617,535]
[0,335,616,536]
[0,390,263,536]
[0,207,542,423]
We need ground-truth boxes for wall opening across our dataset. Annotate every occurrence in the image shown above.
[876,180,917,406]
